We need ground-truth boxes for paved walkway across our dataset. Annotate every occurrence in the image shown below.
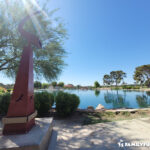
[1,118,150,150]
[48,118,150,150]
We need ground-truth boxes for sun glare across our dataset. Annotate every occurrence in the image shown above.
[21,0,49,38]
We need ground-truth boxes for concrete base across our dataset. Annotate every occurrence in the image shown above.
[0,118,53,150]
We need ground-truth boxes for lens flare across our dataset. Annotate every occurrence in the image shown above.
[21,0,49,39]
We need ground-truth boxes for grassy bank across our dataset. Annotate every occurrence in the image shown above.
[83,109,150,125]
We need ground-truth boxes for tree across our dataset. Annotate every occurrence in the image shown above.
[110,71,126,87]
[103,74,113,86]
[42,83,49,89]
[145,79,150,87]
[51,81,57,87]
[134,65,150,87]
[94,81,100,88]
[0,1,67,81]
[57,82,64,87]
[34,81,42,89]
[77,85,81,89]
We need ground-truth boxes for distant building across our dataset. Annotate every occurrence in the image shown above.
[64,84,74,88]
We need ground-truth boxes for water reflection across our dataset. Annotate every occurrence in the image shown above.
[136,93,150,108]
[104,90,129,108]
[40,88,150,109]
[94,90,100,97]
[146,91,150,96]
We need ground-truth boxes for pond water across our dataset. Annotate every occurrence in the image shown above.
[62,90,150,109]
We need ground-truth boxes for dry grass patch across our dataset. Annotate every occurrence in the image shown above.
[83,109,150,125]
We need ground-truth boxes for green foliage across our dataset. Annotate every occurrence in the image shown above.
[94,81,100,88]
[122,85,132,89]
[77,85,81,89]
[110,70,126,86]
[7,89,13,93]
[122,85,140,90]
[42,83,49,89]
[103,74,113,85]
[0,87,7,94]
[34,81,42,89]
[134,65,150,87]
[132,86,140,89]
[51,81,57,87]
[0,1,67,81]
[0,93,11,115]
[34,92,54,116]
[0,91,54,116]
[55,91,80,117]
[111,87,120,90]
[57,82,64,87]
[145,79,150,87]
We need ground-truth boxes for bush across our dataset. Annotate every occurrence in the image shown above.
[34,92,54,116]
[132,86,140,89]
[7,89,13,93]
[0,93,11,115]
[55,91,80,117]
[0,87,7,94]
[111,87,120,90]
[123,85,132,89]
[122,85,140,90]
[0,91,55,116]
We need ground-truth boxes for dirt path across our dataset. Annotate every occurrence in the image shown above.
[49,117,150,150]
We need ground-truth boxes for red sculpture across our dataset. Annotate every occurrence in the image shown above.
[2,12,42,135]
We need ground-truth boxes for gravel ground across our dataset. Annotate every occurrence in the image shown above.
[49,117,150,150]
[1,118,150,150]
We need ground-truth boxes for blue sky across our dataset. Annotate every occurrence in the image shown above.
[1,0,150,86]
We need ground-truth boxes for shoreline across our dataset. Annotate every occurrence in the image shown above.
[77,107,150,113]
[96,87,150,91]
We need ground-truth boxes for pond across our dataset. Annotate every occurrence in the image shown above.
[62,90,150,109]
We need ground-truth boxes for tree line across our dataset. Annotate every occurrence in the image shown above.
[34,81,64,89]
[101,64,150,87]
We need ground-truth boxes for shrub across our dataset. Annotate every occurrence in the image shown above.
[0,93,11,115]
[0,91,55,116]
[111,87,120,90]
[122,85,140,90]
[55,91,80,117]
[7,89,13,93]
[0,87,7,94]
[132,86,140,89]
[122,85,132,89]
[34,92,54,116]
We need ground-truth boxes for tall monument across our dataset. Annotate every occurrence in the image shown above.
[2,12,42,135]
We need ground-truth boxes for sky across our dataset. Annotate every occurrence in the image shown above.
[1,0,150,86]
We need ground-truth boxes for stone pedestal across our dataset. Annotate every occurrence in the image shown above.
[0,118,53,150]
